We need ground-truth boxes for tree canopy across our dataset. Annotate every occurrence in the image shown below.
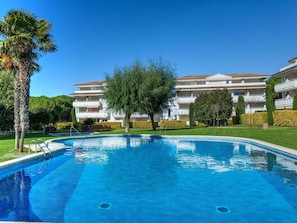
[105,61,143,132]
[193,89,233,126]
[0,70,14,130]
[138,59,176,130]
[0,70,13,110]
[105,59,176,132]
[29,95,73,130]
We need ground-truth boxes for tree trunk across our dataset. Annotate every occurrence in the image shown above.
[16,58,32,152]
[124,113,131,133]
[14,71,21,150]
[149,113,156,130]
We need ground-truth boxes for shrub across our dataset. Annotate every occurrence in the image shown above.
[273,110,297,126]
[189,103,194,128]
[71,107,77,127]
[94,122,121,129]
[293,95,297,110]
[131,121,158,128]
[83,118,95,126]
[55,122,72,130]
[241,112,267,125]
[160,120,187,128]
[236,95,245,124]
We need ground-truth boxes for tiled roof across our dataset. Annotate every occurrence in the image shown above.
[73,73,270,86]
[74,81,105,86]
[176,73,269,80]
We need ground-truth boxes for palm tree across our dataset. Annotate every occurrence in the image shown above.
[0,9,56,152]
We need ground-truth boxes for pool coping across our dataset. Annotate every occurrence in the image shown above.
[0,141,69,170]
[163,135,297,159]
[1,135,297,170]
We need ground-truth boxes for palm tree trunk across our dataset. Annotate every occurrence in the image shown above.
[14,72,21,150]
[18,60,31,152]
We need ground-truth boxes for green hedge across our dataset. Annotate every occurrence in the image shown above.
[94,122,121,129]
[241,112,267,125]
[131,121,157,128]
[273,110,297,126]
[241,110,297,127]
[160,120,187,128]
[55,122,72,130]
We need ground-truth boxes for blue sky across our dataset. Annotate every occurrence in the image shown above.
[1,0,297,97]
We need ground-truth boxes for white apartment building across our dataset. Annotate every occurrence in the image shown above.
[71,73,269,125]
[71,81,109,122]
[272,57,297,109]
[71,81,150,123]
[174,73,269,123]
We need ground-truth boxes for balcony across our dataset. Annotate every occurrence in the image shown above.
[73,101,102,108]
[275,98,293,109]
[274,79,297,93]
[178,109,189,115]
[232,95,265,103]
[74,89,105,94]
[175,82,266,90]
[177,97,196,104]
[76,111,109,119]
[113,112,149,118]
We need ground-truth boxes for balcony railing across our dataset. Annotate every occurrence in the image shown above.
[73,101,102,108]
[176,97,196,104]
[274,79,297,93]
[232,95,265,103]
[76,111,109,119]
[177,109,189,115]
[177,95,265,104]
[175,82,266,90]
[275,98,293,109]
[74,89,105,94]
[113,112,149,118]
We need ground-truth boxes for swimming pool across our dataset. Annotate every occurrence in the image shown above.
[1,135,297,222]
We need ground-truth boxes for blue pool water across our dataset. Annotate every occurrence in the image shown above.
[1,135,297,222]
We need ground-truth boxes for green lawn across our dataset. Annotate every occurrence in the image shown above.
[1,125,296,162]
[0,133,56,162]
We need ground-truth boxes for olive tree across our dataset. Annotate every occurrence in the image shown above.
[138,59,176,130]
[105,61,143,132]
[105,59,176,131]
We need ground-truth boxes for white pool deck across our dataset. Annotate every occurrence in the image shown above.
[0,141,69,170]
[1,135,297,170]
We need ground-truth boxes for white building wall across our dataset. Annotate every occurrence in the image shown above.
[273,57,297,109]
[173,73,268,123]
[71,73,269,125]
